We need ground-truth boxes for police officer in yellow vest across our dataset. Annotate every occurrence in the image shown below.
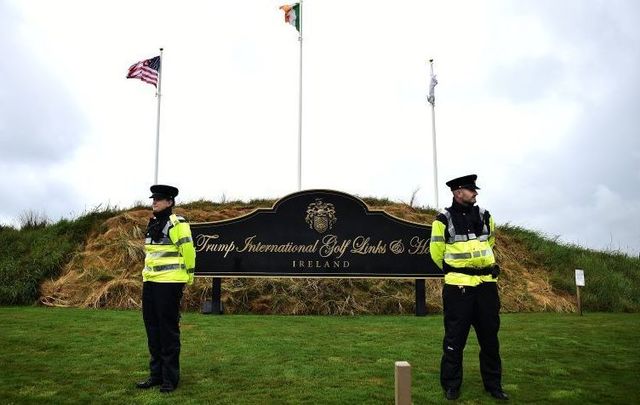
[136,185,195,393]
[430,175,508,401]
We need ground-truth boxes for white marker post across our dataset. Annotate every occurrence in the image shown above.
[394,361,412,405]
[575,269,585,316]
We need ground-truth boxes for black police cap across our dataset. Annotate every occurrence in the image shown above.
[445,174,480,191]
[149,184,179,199]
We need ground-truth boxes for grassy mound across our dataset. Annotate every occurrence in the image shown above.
[0,208,118,305]
[35,199,588,314]
[501,225,640,312]
[2,198,637,313]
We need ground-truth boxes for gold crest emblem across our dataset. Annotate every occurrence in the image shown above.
[305,198,337,233]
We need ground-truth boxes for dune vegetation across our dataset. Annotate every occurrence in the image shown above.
[1,198,638,313]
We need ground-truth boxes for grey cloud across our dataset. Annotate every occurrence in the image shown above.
[0,163,83,225]
[491,1,640,255]
[0,2,88,224]
[541,55,640,197]
[490,57,565,102]
[0,3,86,165]
[519,0,640,47]
[485,1,640,104]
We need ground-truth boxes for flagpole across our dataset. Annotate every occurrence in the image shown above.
[297,1,303,191]
[429,59,439,208]
[154,48,164,184]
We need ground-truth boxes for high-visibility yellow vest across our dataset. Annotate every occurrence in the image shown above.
[142,214,196,284]
[430,207,496,287]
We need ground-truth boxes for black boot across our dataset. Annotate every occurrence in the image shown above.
[135,377,162,389]
[487,388,509,400]
[445,388,460,400]
[159,381,177,393]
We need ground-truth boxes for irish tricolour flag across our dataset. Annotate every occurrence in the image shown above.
[279,3,300,32]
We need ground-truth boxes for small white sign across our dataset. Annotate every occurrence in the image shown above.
[575,269,585,287]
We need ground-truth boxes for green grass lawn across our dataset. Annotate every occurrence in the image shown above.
[0,308,638,404]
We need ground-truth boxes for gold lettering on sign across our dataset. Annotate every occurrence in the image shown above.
[319,234,351,259]
[195,234,237,258]
[351,236,387,254]
[408,236,429,255]
[196,233,427,258]
[292,260,351,269]
[236,235,319,254]
[389,239,405,255]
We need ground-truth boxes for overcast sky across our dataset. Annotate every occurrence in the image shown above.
[1,0,639,256]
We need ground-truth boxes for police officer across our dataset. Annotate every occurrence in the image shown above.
[430,175,508,401]
[136,185,195,393]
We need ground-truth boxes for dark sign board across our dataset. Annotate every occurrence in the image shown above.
[191,190,443,278]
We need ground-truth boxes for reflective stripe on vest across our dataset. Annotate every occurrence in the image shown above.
[145,263,186,272]
[145,237,172,245]
[442,208,489,243]
[162,220,171,234]
[176,236,193,246]
[144,214,186,272]
[144,215,186,245]
[147,251,181,259]
[444,249,493,260]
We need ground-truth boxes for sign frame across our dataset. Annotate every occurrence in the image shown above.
[191,189,441,316]
[191,189,442,279]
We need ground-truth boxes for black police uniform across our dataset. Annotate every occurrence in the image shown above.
[142,210,184,389]
[137,184,188,393]
[431,175,508,401]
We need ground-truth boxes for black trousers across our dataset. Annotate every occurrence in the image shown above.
[142,282,185,386]
[440,282,502,392]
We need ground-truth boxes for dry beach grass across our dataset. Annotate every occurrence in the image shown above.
[39,200,576,314]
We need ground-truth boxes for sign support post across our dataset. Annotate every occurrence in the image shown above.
[415,279,427,316]
[202,278,224,315]
[212,278,223,315]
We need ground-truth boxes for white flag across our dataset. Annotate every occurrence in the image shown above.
[428,74,438,106]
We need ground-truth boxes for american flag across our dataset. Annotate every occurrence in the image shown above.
[126,56,160,87]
